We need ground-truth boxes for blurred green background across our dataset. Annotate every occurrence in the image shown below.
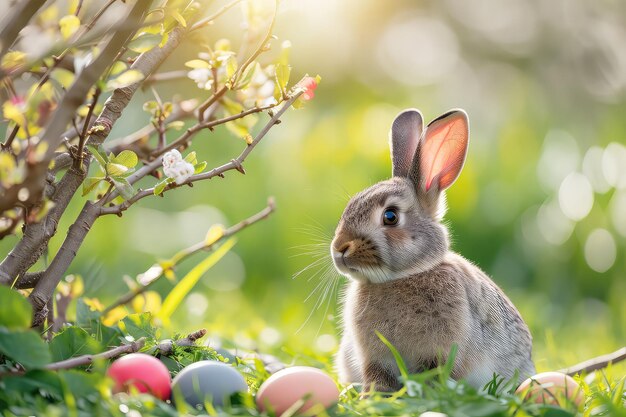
[2,0,626,373]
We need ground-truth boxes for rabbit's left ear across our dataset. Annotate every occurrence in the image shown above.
[415,109,469,193]
[389,109,423,177]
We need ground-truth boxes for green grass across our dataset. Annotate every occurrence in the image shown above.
[1,320,624,417]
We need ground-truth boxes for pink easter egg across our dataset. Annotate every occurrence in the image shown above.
[256,366,339,415]
[516,371,583,406]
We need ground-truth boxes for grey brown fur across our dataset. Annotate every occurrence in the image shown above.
[331,109,535,392]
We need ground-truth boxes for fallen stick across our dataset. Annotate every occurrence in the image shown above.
[559,346,626,376]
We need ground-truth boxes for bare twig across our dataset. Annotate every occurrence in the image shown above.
[44,338,145,371]
[76,87,101,169]
[101,90,301,215]
[154,329,207,356]
[196,0,278,121]
[106,101,196,154]
[102,198,275,314]
[144,70,189,85]
[1,125,19,152]
[154,101,279,157]
[190,0,245,31]
[560,347,626,376]
[197,85,228,122]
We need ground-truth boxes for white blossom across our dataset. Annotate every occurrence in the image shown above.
[188,68,212,89]
[164,160,195,184]
[162,149,182,169]
[237,64,277,107]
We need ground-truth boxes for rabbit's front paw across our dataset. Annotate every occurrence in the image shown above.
[362,362,402,396]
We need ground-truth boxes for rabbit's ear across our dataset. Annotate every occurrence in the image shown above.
[416,109,469,193]
[389,109,423,178]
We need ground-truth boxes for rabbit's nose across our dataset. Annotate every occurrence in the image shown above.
[335,241,354,255]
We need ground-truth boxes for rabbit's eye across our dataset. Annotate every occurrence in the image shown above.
[383,208,399,226]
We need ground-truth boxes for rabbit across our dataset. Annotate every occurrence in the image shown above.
[331,108,535,393]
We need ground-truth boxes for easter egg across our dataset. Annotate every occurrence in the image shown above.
[107,353,171,400]
[171,361,247,407]
[516,371,583,406]
[256,366,339,415]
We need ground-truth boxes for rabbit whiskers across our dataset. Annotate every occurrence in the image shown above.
[291,226,343,336]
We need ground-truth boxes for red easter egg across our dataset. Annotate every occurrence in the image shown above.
[107,353,171,400]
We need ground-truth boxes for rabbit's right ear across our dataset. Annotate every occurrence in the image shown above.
[389,109,423,178]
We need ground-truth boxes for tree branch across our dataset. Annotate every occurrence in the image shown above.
[0,163,90,286]
[44,338,146,371]
[144,70,189,85]
[101,91,301,215]
[154,329,207,356]
[106,100,197,155]
[154,101,279,157]
[560,347,626,376]
[190,0,244,31]
[29,202,101,325]
[102,198,275,314]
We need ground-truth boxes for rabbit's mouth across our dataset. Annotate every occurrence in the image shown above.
[331,249,384,283]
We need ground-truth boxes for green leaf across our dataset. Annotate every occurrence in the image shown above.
[128,33,162,53]
[0,286,32,329]
[3,370,62,397]
[157,238,237,324]
[75,298,101,328]
[185,59,210,69]
[87,145,108,168]
[275,63,291,95]
[50,68,75,89]
[49,327,101,362]
[143,100,159,114]
[153,177,174,195]
[106,69,145,90]
[162,102,173,119]
[111,177,135,200]
[121,313,156,339]
[172,10,187,27]
[0,327,52,369]
[194,161,207,174]
[109,61,127,76]
[183,151,197,165]
[105,162,129,177]
[236,62,258,89]
[61,370,103,398]
[82,177,103,196]
[166,121,185,130]
[59,15,80,40]
[111,150,138,168]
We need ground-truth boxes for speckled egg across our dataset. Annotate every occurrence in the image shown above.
[516,371,583,406]
[256,366,339,415]
[171,361,248,407]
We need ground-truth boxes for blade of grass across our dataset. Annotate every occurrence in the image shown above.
[375,330,409,380]
[157,238,237,325]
